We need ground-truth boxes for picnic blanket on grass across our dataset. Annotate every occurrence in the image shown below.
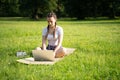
[17,48,75,65]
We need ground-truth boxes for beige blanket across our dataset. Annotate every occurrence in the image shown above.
[17,48,75,65]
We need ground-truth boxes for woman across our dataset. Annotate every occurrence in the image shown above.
[36,12,66,58]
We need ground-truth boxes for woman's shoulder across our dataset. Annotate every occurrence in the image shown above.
[42,27,47,31]
[42,27,48,35]
[56,25,63,34]
[56,25,63,30]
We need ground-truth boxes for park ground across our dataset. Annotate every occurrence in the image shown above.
[0,17,120,80]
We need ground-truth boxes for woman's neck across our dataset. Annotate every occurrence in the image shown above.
[49,26,56,30]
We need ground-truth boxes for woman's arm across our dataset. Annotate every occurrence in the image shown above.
[54,28,63,53]
[42,36,47,50]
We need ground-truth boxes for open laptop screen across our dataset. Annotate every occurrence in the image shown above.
[32,50,55,61]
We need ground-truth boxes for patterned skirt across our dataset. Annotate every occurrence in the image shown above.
[46,45,57,50]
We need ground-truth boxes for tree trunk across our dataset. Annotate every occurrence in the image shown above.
[31,8,39,20]
[108,2,115,19]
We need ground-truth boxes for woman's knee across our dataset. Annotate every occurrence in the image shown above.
[55,47,66,58]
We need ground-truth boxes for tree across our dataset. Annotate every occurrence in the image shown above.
[55,0,66,18]
[0,0,120,19]
[62,0,120,19]
[63,0,91,19]
[0,0,19,17]
[19,0,57,19]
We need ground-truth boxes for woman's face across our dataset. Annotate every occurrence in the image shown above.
[47,17,56,27]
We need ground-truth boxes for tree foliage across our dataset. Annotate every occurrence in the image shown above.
[0,0,120,19]
[63,0,120,19]
[0,0,19,16]
[19,0,57,19]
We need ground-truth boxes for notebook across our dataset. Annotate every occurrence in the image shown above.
[32,50,55,61]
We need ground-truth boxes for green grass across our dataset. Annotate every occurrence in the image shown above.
[0,18,120,80]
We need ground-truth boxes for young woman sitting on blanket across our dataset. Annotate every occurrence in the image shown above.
[36,12,66,58]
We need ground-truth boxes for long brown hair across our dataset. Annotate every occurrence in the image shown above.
[45,12,57,39]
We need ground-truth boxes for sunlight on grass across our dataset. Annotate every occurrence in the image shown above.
[0,19,120,80]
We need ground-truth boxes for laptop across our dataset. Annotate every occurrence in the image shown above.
[32,50,55,61]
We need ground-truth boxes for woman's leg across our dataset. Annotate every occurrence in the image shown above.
[35,46,66,58]
[55,47,66,58]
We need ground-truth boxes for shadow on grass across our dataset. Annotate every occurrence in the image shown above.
[0,17,39,21]
[0,17,120,24]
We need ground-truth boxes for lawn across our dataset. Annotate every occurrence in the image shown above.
[0,18,120,80]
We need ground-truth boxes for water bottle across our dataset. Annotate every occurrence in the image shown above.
[16,51,27,58]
